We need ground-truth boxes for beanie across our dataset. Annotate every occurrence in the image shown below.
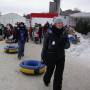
[53,17,66,26]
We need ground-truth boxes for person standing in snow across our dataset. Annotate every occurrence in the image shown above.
[17,22,28,60]
[38,24,43,44]
[43,22,50,37]
[41,17,70,90]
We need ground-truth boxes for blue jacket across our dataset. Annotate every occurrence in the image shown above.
[17,26,28,43]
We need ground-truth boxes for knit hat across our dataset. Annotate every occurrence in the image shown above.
[53,17,66,26]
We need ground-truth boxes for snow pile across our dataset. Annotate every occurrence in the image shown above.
[66,33,90,58]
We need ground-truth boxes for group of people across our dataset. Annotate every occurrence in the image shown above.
[0,22,28,59]
[31,21,79,45]
[0,22,28,41]
[0,17,72,90]
[31,22,52,44]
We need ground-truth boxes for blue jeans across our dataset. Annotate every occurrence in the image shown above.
[18,41,25,57]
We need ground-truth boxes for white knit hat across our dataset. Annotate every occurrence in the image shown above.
[53,17,66,26]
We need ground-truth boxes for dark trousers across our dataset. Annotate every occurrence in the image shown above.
[18,41,25,57]
[43,57,65,90]
[39,36,42,43]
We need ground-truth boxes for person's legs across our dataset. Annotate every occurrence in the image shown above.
[39,36,42,43]
[43,63,55,86]
[53,57,65,90]
[18,41,23,59]
[21,42,25,56]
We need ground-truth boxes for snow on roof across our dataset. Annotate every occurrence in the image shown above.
[0,13,26,26]
[0,13,24,19]
[70,12,90,18]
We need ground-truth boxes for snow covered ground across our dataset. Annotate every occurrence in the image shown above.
[0,33,90,90]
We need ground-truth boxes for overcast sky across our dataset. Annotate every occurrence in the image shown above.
[0,0,90,15]
[61,0,90,12]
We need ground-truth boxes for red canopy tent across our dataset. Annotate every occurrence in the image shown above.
[30,13,58,18]
[28,13,58,38]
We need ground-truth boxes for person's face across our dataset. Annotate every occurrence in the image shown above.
[55,22,63,29]
[6,25,10,29]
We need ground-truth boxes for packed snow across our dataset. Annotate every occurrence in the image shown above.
[0,33,90,90]
[66,33,90,57]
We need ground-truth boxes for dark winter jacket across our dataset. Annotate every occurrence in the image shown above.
[41,25,70,64]
[17,26,28,43]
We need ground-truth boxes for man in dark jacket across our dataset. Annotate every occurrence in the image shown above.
[17,22,28,60]
[41,17,70,90]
